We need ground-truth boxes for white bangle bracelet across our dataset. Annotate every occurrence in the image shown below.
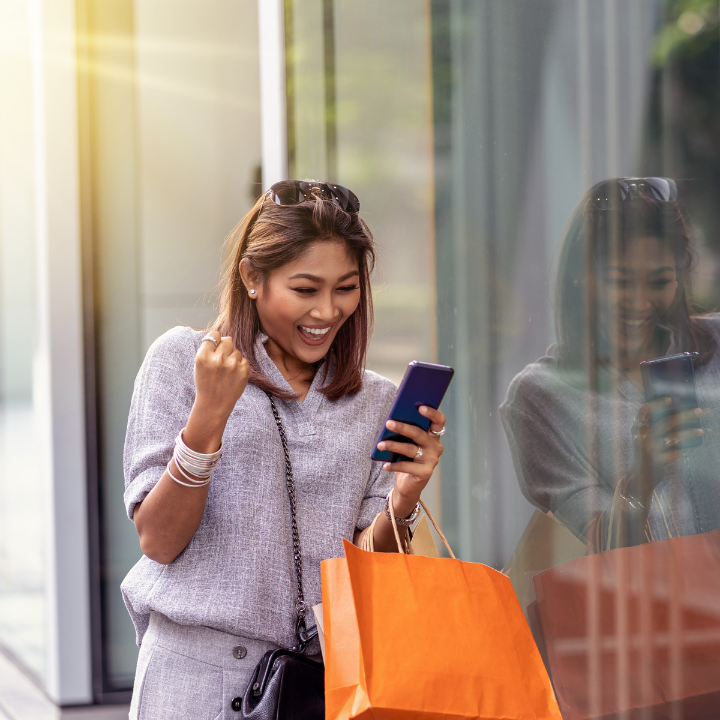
[167,462,210,488]
[173,448,212,484]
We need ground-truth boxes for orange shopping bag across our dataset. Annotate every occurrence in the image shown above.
[321,494,561,720]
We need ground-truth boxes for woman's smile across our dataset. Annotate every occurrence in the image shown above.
[297,322,335,345]
[601,236,678,358]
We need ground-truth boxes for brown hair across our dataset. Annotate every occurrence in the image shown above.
[555,179,716,372]
[212,192,376,401]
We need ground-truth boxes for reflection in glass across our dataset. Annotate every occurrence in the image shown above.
[501,178,720,551]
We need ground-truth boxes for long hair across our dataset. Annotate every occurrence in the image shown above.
[554,179,716,371]
[212,193,375,401]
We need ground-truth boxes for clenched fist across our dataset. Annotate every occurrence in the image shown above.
[184,331,250,453]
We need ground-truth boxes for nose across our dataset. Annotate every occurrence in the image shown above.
[309,291,340,322]
[620,284,653,314]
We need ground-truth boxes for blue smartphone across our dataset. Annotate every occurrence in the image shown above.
[640,352,703,448]
[370,361,454,463]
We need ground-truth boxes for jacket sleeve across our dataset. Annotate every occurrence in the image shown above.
[356,377,397,531]
[499,372,614,541]
[123,327,198,520]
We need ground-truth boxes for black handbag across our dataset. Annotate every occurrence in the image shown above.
[234,393,324,720]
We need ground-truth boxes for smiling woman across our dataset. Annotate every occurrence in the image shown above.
[239,243,361,399]
[500,178,720,552]
[120,180,446,718]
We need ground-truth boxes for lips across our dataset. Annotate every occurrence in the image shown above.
[297,324,334,346]
[617,315,654,334]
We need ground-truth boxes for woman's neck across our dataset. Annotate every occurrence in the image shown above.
[264,337,316,401]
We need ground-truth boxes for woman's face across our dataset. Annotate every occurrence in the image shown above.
[251,239,361,365]
[600,236,678,357]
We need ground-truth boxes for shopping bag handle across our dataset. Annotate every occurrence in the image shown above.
[388,488,456,559]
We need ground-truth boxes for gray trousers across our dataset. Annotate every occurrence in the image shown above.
[129,612,279,720]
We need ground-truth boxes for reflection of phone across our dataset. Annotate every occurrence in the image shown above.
[370,361,454,463]
[640,352,702,447]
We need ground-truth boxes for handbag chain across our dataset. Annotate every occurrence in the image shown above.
[266,392,317,653]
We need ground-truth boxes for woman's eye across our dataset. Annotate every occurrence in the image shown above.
[337,285,360,293]
[650,279,673,289]
[292,287,317,295]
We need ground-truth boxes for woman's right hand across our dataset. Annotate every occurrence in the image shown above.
[625,397,704,501]
[185,331,250,452]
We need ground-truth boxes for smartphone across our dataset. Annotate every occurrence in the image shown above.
[640,352,702,447]
[370,361,454,463]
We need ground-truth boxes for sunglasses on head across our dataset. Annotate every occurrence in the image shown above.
[591,177,678,210]
[259,180,360,214]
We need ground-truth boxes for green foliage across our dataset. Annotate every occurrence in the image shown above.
[653,0,720,66]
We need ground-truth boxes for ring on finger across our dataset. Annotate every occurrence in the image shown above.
[202,335,219,347]
[413,446,423,461]
[663,435,678,448]
[429,426,446,437]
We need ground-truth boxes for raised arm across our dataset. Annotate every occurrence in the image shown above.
[132,331,249,564]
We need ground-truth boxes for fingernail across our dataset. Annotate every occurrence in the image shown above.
[387,420,396,429]
[695,408,703,416]
[419,406,428,413]
[699,429,705,436]
[378,442,385,450]
[665,397,672,404]
[383,463,390,471]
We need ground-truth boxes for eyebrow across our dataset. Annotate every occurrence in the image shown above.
[287,270,360,282]
[606,266,675,275]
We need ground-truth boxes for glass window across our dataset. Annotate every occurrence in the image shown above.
[82,0,261,691]
[0,0,46,680]
[81,0,720,707]
[292,1,720,714]
[287,0,440,511]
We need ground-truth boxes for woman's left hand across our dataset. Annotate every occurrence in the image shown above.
[376,406,446,514]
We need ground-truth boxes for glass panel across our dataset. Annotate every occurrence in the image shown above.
[294,0,720,713]
[288,0,439,508]
[0,0,46,680]
[84,0,261,690]
[288,3,436,383]
[431,0,720,559]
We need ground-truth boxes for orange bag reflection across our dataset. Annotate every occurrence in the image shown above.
[322,534,561,720]
[534,527,720,719]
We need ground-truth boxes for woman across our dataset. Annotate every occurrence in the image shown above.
[121,180,445,718]
[500,177,720,550]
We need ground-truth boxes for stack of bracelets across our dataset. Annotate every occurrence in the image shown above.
[166,429,223,488]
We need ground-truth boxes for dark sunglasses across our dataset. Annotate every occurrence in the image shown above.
[591,177,678,210]
[259,180,360,214]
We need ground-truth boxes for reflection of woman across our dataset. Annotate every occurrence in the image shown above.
[500,178,720,550]
[121,181,445,717]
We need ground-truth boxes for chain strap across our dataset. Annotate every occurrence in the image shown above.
[265,393,314,652]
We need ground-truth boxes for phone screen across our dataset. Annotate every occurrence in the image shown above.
[370,361,454,463]
[640,352,702,446]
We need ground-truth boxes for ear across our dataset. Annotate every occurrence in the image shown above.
[239,259,262,299]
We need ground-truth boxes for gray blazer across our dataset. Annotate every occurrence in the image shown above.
[121,326,396,650]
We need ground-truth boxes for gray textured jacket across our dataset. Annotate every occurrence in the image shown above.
[500,315,720,542]
[121,326,396,649]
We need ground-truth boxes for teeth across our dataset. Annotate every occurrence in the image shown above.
[622,319,645,326]
[300,326,330,336]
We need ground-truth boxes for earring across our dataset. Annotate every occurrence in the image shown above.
[249,289,256,295]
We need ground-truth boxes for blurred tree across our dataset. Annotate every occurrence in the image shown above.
[644,0,720,310]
